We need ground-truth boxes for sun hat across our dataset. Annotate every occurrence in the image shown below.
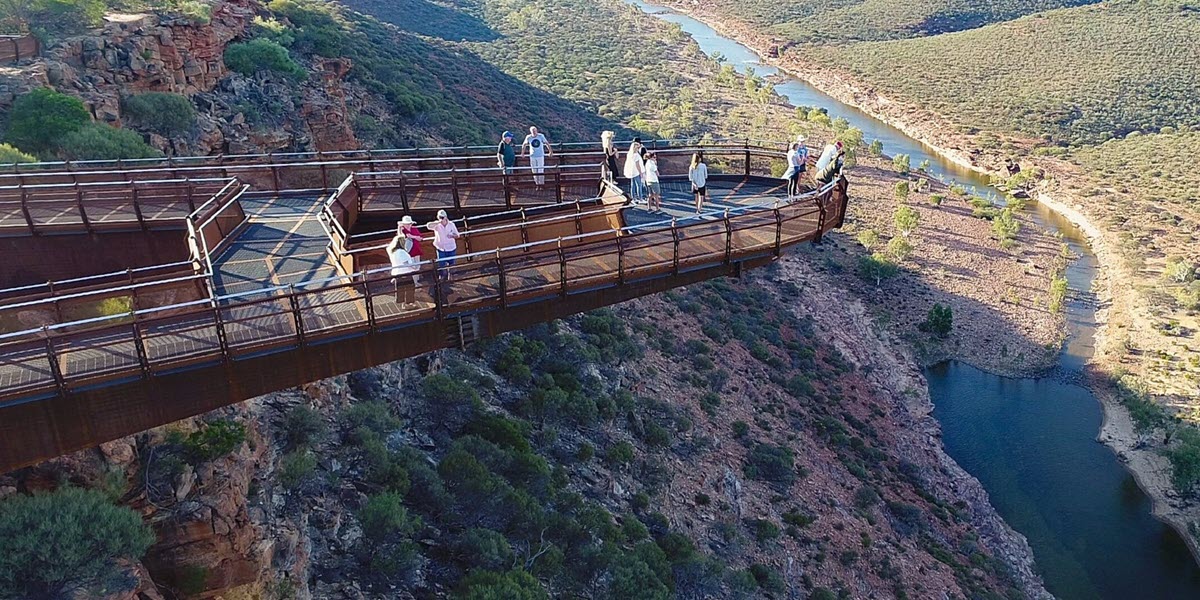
[437,209,448,219]
[400,215,414,225]
[796,135,807,143]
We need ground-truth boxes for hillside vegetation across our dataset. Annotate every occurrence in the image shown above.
[802,0,1200,144]
[699,0,1099,43]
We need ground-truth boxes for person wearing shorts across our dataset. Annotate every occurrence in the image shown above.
[644,152,662,212]
[689,151,708,213]
[522,126,552,188]
[427,209,460,282]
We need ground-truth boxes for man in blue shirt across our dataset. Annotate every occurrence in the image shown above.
[496,131,517,175]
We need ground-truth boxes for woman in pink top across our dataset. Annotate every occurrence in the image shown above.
[427,209,461,281]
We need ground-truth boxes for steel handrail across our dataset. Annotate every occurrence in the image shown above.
[0,176,835,342]
[0,260,196,296]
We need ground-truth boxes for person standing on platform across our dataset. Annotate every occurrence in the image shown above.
[689,151,708,214]
[624,137,646,203]
[497,131,517,175]
[522,126,552,190]
[387,218,422,309]
[427,209,461,282]
[644,151,662,212]
[601,130,619,182]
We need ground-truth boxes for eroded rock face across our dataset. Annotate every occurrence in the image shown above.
[0,0,360,157]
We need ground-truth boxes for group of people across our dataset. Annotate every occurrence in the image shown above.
[605,132,710,213]
[389,132,848,307]
[496,126,554,188]
[385,209,461,308]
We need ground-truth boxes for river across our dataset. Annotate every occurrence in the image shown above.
[626,0,1200,597]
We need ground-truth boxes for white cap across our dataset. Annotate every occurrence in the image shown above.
[437,209,448,219]
[796,135,807,143]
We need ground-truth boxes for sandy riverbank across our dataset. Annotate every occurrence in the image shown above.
[647,0,1200,565]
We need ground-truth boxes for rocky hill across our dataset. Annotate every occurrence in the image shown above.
[0,263,1046,599]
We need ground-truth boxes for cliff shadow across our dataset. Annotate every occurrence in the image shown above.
[345,0,500,42]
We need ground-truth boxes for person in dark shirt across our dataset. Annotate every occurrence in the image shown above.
[497,131,517,175]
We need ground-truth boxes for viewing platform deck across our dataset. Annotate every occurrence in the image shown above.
[0,140,848,472]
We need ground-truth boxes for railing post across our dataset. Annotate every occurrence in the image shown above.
[451,167,462,211]
[724,209,732,264]
[744,140,751,179]
[557,239,567,298]
[574,201,583,236]
[362,277,377,332]
[319,155,329,190]
[671,218,680,275]
[519,208,529,247]
[616,236,625,285]
[75,182,91,233]
[288,285,306,346]
[554,168,563,204]
[213,305,231,362]
[19,186,34,234]
[398,170,409,212]
[270,154,281,191]
[132,321,152,377]
[184,177,196,212]
[43,326,66,395]
[503,170,513,209]
[496,249,508,308]
[814,193,827,243]
[433,277,445,321]
[774,203,783,257]
[131,182,146,230]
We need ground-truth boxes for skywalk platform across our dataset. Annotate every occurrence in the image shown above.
[0,140,848,472]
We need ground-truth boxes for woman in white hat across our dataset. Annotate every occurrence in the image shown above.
[387,216,424,308]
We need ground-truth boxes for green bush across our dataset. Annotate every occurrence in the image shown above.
[121,92,197,136]
[892,153,911,175]
[859,253,899,286]
[0,487,154,599]
[357,492,424,580]
[3,87,90,156]
[57,124,163,161]
[279,449,318,490]
[919,304,953,338]
[0,143,36,164]
[455,569,547,600]
[747,563,785,594]
[745,518,780,543]
[743,443,796,487]
[1165,427,1200,495]
[224,38,306,79]
[343,400,401,440]
[456,528,514,570]
[606,441,635,466]
[183,419,246,463]
[1048,274,1069,313]
[18,0,106,39]
[283,405,326,449]
[894,180,910,201]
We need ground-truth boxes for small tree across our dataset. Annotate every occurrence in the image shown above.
[992,208,1021,248]
[868,139,883,157]
[886,236,913,262]
[894,180,910,202]
[1165,257,1196,284]
[224,39,305,79]
[859,253,898,287]
[121,93,197,137]
[57,124,163,161]
[0,487,155,599]
[0,143,36,164]
[856,229,880,252]
[919,304,953,338]
[892,153,911,175]
[893,205,920,238]
[3,87,91,156]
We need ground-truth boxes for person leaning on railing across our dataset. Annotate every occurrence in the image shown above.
[497,131,517,175]
[814,140,845,186]
[427,209,461,282]
[387,216,423,309]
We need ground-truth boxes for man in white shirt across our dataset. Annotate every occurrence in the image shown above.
[426,209,461,282]
[522,126,553,188]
